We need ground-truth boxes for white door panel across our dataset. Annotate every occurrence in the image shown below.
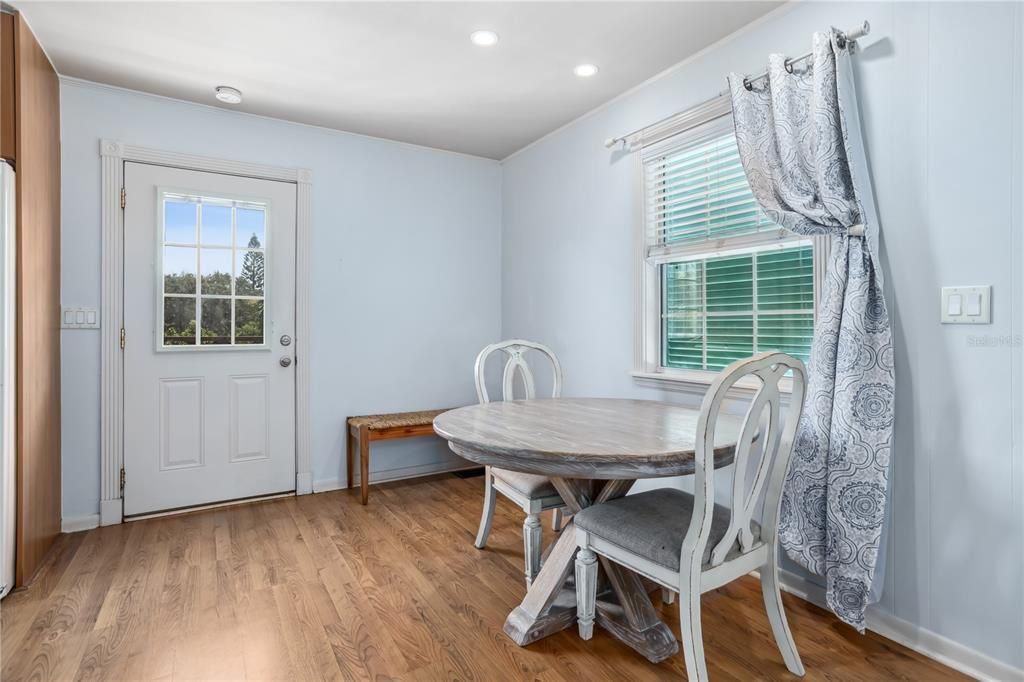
[123,163,296,516]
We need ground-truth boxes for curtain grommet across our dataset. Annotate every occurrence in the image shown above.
[743,77,753,91]
[784,59,795,74]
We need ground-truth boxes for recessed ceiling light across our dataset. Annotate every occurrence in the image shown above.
[470,30,499,47]
[573,64,599,78]
[214,86,242,105]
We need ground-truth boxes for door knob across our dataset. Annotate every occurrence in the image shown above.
[280,356,292,367]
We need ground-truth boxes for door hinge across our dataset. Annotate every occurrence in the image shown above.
[120,187,126,209]
[119,467,125,491]
[119,327,126,349]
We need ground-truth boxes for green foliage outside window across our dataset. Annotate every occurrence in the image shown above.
[162,224,266,346]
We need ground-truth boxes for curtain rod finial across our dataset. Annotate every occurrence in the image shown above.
[847,20,870,42]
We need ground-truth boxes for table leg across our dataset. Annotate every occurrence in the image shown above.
[346,427,355,489]
[504,523,580,645]
[502,477,678,663]
[359,425,370,505]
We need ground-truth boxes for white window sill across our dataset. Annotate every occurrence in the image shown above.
[631,369,794,397]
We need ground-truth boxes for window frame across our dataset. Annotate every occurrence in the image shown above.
[155,186,273,353]
[631,98,827,393]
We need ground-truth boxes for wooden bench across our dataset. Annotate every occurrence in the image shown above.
[347,409,464,505]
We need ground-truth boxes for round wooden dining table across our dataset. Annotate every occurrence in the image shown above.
[433,397,746,663]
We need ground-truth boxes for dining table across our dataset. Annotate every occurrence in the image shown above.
[432,397,747,663]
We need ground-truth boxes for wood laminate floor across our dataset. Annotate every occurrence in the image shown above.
[1,474,966,681]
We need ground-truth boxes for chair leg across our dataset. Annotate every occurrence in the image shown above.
[551,508,563,532]
[661,587,676,605]
[575,548,597,640]
[523,513,542,588]
[760,558,805,676]
[679,586,709,682]
[474,468,496,550]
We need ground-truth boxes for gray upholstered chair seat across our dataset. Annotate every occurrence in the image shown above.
[574,487,760,571]
[492,468,558,498]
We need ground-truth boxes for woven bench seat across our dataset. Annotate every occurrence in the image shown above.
[346,407,468,504]
[348,409,451,431]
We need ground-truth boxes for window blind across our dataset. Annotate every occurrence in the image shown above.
[642,111,816,372]
[643,116,777,260]
[661,245,814,371]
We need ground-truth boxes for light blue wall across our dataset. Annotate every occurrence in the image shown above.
[501,1,1024,671]
[56,2,1024,671]
[60,81,503,517]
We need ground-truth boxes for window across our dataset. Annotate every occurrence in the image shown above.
[160,192,268,348]
[636,101,822,383]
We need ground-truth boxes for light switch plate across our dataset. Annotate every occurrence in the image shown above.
[61,306,100,329]
[941,286,990,324]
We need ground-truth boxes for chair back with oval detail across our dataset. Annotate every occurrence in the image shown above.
[471,339,567,589]
[572,351,808,681]
[474,339,562,404]
[685,351,807,572]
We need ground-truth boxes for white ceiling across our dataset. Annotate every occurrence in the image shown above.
[18,2,781,159]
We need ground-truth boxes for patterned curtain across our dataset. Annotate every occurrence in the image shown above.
[727,30,894,631]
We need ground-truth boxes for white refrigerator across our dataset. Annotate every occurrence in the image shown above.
[1,159,15,597]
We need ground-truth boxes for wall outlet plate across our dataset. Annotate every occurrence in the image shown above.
[940,286,991,324]
[61,306,100,329]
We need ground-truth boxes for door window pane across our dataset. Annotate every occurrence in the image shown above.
[234,299,264,345]
[160,192,268,349]
[164,247,197,294]
[201,298,232,345]
[200,203,233,246]
[237,207,266,247]
[163,297,196,345]
[164,200,197,244]
[235,250,265,296]
[200,249,232,295]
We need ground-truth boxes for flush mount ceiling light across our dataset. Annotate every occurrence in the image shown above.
[214,85,242,104]
[573,63,599,78]
[470,30,499,47]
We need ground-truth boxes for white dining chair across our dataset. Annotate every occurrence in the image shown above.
[572,352,807,681]
[473,339,568,588]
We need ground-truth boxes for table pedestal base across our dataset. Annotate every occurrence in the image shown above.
[502,477,679,664]
[593,601,678,664]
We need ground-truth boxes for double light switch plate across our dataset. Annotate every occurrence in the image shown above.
[941,286,991,324]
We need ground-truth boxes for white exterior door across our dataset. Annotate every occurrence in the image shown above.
[123,162,296,516]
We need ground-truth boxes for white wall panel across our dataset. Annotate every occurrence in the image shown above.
[60,80,502,518]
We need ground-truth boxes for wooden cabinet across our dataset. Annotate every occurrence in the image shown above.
[1,13,14,160]
[1,9,62,588]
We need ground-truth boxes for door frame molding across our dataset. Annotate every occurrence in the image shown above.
[99,139,313,526]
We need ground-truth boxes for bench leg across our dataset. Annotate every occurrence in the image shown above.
[359,425,370,505]
[346,427,355,489]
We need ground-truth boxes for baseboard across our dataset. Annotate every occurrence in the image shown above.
[773,567,1024,682]
[314,460,480,493]
[61,514,100,533]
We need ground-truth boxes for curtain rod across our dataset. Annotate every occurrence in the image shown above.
[604,20,871,150]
